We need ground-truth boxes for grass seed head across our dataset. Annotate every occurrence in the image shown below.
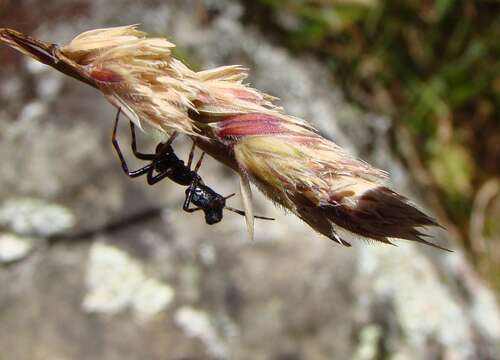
[0,25,448,250]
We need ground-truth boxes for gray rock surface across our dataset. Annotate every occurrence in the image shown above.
[0,1,499,359]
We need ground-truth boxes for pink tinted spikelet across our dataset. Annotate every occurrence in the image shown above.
[0,25,448,250]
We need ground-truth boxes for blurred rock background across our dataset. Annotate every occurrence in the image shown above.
[0,0,498,359]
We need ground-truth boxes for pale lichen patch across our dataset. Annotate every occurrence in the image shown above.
[83,242,174,318]
[0,233,34,264]
[358,245,474,358]
[0,198,75,237]
[174,306,227,359]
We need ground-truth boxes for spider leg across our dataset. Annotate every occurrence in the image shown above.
[129,121,155,160]
[223,193,274,220]
[186,141,197,170]
[183,205,204,214]
[183,176,200,213]
[183,151,207,211]
[112,108,153,178]
[194,152,206,173]
[146,166,174,185]
[224,206,275,221]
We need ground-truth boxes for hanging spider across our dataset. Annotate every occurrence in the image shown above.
[111,109,274,225]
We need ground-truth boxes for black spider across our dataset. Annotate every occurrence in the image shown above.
[111,109,273,225]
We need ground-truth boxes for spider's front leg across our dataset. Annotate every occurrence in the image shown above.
[129,120,155,161]
[111,108,153,178]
